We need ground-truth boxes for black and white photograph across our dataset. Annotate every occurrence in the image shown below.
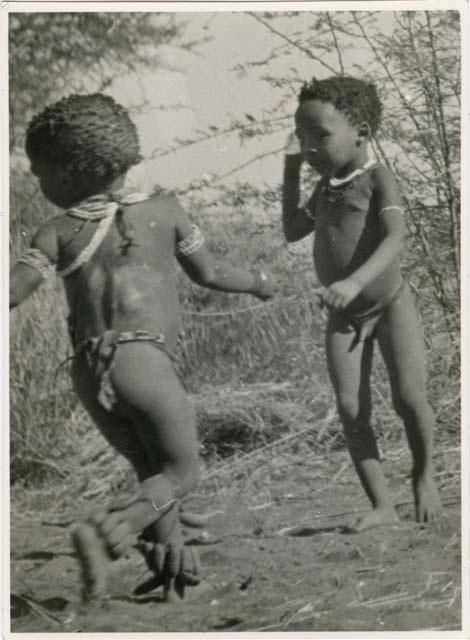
[3,1,468,636]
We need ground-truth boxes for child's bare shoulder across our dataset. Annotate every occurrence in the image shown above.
[134,191,186,226]
[370,164,402,203]
[32,214,65,262]
[370,164,399,190]
[369,164,403,211]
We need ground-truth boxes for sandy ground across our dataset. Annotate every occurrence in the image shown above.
[10,447,461,633]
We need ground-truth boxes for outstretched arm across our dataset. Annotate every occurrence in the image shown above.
[322,166,407,310]
[282,133,316,243]
[10,221,58,309]
[174,201,276,300]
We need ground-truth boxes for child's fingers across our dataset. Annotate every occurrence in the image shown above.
[152,543,166,575]
[105,521,132,547]
[163,578,181,603]
[87,508,109,527]
[133,574,164,596]
[313,288,327,309]
[251,269,278,300]
[174,573,186,599]
[99,512,123,537]
[189,547,202,577]
[358,323,371,343]
[181,546,202,582]
[109,533,135,559]
[321,288,345,310]
[164,541,181,578]
[108,493,138,512]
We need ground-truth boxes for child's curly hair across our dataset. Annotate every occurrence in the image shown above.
[299,77,383,135]
[25,93,142,183]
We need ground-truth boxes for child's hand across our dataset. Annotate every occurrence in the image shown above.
[251,269,277,300]
[285,131,302,156]
[322,278,362,310]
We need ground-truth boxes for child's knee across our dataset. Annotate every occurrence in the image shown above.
[393,387,431,421]
[337,393,362,423]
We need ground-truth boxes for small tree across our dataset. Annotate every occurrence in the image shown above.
[156,11,460,325]
[9,12,182,150]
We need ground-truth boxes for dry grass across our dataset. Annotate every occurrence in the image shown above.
[9,172,460,514]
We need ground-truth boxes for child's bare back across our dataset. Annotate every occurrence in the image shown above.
[52,194,193,347]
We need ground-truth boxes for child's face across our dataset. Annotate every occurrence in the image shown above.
[295,99,366,175]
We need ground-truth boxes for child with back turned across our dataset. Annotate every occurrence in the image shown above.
[282,77,442,531]
[10,93,276,603]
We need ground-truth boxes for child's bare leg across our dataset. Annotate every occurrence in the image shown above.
[377,285,442,523]
[110,343,201,598]
[326,314,398,531]
[71,347,201,601]
[71,356,152,602]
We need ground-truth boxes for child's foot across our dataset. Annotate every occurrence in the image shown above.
[350,505,399,532]
[72,522,110,602]
[413,473,443,523]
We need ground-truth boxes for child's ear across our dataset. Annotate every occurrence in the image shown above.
[357,121,371,142]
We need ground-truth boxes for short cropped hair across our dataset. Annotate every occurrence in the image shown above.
[25,93,142,182]
[298,77,383,135]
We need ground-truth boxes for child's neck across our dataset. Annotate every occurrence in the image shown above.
[68,175,126,208]
[332,150,369,180]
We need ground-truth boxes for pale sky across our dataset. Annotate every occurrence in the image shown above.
[110,11,378,193]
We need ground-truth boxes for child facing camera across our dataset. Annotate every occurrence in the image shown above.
[282,77,442,532]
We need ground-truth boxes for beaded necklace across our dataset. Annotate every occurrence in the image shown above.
[58,190,150,277]
[324,159,376,204]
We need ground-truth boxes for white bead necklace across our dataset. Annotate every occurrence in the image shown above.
[329,158,376,187]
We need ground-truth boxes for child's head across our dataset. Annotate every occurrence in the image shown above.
[295,76,382,175]
[25,93,142,207]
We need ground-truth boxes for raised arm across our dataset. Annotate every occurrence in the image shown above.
[10,220,58,309]
[174,200,276,300]
[282,133,316,243]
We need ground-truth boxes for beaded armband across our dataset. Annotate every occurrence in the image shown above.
[17,247,53,280]
[378,205,405,216]
[176,224,205,257]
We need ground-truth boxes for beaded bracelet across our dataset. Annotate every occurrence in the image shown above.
[176,224,205,257]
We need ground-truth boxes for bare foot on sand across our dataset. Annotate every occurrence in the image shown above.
[413,473,443,524]
[350,505,399,532]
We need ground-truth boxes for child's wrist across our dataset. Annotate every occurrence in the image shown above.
[284,156,303,181]
[349,274,365,290]
[284,154,303,170]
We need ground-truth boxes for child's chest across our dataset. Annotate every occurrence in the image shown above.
[315,177,379,247]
